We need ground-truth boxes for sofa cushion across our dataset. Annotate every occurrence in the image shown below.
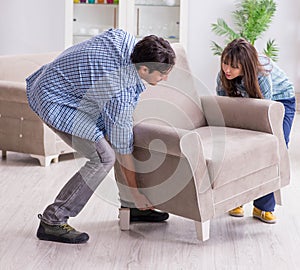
[0,81,27,103]
[195,126,279,189]
[0,52,59,82]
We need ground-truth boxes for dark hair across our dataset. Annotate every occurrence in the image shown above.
[131,35,176,73]
[220,38,268,99]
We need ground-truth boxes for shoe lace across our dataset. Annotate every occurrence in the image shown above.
[60,224,75,232]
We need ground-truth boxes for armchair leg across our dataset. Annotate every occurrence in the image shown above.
[195,220,210,241]
[1,150,7,159]
[119,208,130,231]
[30,154,59,167]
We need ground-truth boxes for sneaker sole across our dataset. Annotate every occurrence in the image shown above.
[229,212,244,217]
[253,214,276,224]
[130,216,169,222]
[37,233,89,244]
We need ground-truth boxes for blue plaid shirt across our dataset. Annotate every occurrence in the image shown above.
[216,55,295,100]
[26,29,145,154]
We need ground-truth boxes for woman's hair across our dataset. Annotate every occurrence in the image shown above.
[131,35,176,73]
[220,38,267,98]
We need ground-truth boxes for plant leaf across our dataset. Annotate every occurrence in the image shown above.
[263,39,279,61]
[210,0,278,58]
[211,18,239,40]
[240,0,276,44]
[210,41,223,56]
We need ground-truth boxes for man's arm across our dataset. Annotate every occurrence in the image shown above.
[102,92,154,210]
[117,153,154,210]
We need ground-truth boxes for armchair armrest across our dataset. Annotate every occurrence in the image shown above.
[134,122,210,190]
[133,122,188,156]
[180,131,214,219]
[0,80,27,103]
[201,96,284,134]
[201,95,289,197]
[133,121,213,217]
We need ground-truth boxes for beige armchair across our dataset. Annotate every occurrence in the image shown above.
[0,52,74,166]
[115,44,289,241]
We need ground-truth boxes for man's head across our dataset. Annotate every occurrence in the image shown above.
[131,35,176,85]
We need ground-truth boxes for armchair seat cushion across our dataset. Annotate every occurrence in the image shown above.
[196,126,280,189]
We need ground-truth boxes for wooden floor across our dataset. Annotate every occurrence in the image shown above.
[1,114,300,270]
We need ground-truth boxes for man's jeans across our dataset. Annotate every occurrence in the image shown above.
[41,129,116,225]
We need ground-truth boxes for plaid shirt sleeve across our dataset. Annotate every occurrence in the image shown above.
[216,72,227,96]
[102,86,137,154]
[258,73,272,100]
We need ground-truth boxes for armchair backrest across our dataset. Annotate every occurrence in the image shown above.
[133,43,207,130]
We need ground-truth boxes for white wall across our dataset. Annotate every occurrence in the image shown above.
[0,0,299,91]
[0,0,72,55]
[186,0,300,92]
[262,0,300,92]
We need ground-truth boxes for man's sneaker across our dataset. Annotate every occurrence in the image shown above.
[252,206,277,224]
[124,208,169,222]
[36,214,89,244]
[229,206,244,217]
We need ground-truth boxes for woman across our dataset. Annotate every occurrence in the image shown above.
[216,38,295,223]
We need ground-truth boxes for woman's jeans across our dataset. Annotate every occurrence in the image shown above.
[41,130,116,225]
[254,97,296,211]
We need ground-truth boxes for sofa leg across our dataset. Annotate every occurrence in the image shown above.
[30,154,59,167]
[119,208,130,231]
[195,220,210,241]
[1,150,7,159]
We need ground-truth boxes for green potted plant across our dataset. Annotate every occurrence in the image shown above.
[211,0,279,61]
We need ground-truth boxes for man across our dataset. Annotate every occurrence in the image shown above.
[26,29,176,244]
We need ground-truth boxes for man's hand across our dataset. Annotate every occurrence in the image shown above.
[132,192,154,211]
[117,153,154,210]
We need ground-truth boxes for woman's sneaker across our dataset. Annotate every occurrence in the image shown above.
[36,214,89,244]
[252,207,277,224]
[228,206,244,217]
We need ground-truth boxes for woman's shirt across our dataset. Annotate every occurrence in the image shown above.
[216,55,295,100]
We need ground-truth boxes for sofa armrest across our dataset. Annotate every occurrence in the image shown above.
[133,122,188,156]
[0,80,27,103]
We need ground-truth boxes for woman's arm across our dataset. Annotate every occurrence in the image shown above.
[216,72,227,96]
[258,73,273,100]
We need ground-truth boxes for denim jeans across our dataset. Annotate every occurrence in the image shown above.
[41,130,116,225]
[254,97,296,211]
